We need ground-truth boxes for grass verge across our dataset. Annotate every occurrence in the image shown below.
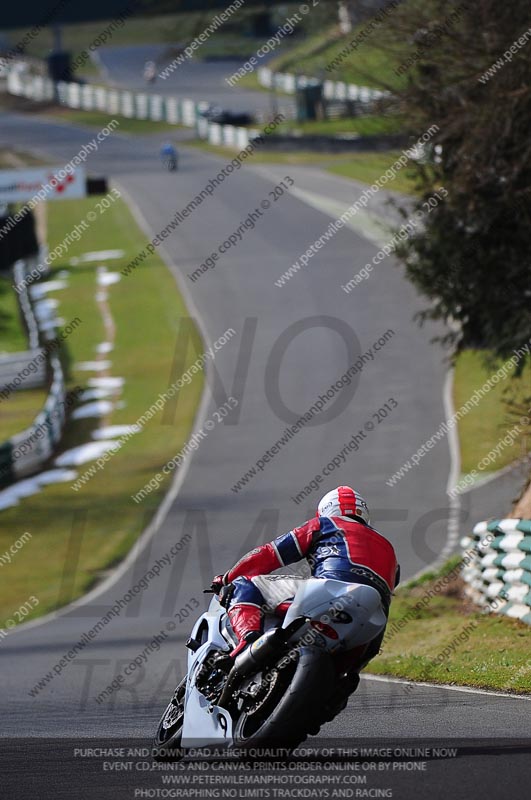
[0,276,29,354]
[327,151,416,194]
[275,114,404,138]
[0,388,49,442]
[0,193,203,626]
[453,350,531,476]
[5,14,195,60]
[265,24,404,91]
[41,108,183,135]
[366,558,531,693]
[187,139,417,194]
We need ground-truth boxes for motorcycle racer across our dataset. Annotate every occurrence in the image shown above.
[160,142,178,170]
[211,486,399,677]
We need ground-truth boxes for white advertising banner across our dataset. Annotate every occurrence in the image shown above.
[0,166,86,203]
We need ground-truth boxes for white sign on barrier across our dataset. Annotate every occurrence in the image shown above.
[0,167,86,203]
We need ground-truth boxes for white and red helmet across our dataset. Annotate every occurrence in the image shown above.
[317,486,370,525]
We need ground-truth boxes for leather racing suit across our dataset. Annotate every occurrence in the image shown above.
[215,514,399,670]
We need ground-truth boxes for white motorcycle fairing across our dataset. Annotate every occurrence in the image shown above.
[181,661,233,747]
[177,578,386,748]
[284,578,387,652]
[181,601,234,748]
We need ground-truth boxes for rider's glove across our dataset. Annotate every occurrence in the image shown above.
[210,574,226,594]
[218,583,234,609]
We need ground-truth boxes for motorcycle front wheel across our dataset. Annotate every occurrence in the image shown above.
[152,677,186,761]
[233,646,334,749]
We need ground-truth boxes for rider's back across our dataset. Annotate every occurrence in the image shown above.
[161,143,176,157]
[294,515,398,594]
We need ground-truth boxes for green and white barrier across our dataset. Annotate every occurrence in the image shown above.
[6,71,261,150]
[0,254,68,487]
[3,353,66,483]
[0,254,50,398]
[461,519,531,625]
[257,66,387,104]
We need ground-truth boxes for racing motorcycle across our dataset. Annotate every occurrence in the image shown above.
[153,578,386,757]
[143,60,157,83]
[162,154,177,172]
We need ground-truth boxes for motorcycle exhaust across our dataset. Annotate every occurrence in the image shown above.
[234,628,285,676]
[235,616,309,676]
[218,617,308,709]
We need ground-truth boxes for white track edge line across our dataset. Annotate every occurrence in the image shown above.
[361,673,531,700]
[454,458,527,496]
[408,367,461,582]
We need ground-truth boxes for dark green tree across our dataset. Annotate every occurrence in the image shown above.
[380,0,531,362]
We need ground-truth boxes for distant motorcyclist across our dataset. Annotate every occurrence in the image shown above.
[211,486,399,680]
[160,142,178,171]
[144,60,157,83]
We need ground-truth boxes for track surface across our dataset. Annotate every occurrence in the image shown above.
[97,43,294,118]
[0,112,529,798]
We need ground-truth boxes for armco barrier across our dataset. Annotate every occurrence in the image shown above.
[0,255,47,396]
[2,353,66,484]
[0,351,46,394]
[256,66,387,105]
[0,254,68,488]
[6,71,262,151]
[461,519,531,625]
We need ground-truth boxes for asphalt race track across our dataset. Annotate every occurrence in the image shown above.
[0,109,529,799]
[97,43,294,118]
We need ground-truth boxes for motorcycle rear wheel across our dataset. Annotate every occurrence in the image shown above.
[233,646,334,749]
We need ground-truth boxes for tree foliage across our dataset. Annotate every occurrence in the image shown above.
[380,0,531,362]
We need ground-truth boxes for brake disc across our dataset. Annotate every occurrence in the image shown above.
[245,669,280,716]
[162,700,182,730]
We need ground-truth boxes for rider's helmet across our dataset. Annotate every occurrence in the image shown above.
[317,486,370,525]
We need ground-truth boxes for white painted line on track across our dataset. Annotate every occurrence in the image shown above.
[362,673,531,700]
[442,367,462,563]
[453,459,527,496]
[402,367,462,582]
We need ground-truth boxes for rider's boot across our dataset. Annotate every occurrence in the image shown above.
[202,604,263,678]
[228,603,263,657]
